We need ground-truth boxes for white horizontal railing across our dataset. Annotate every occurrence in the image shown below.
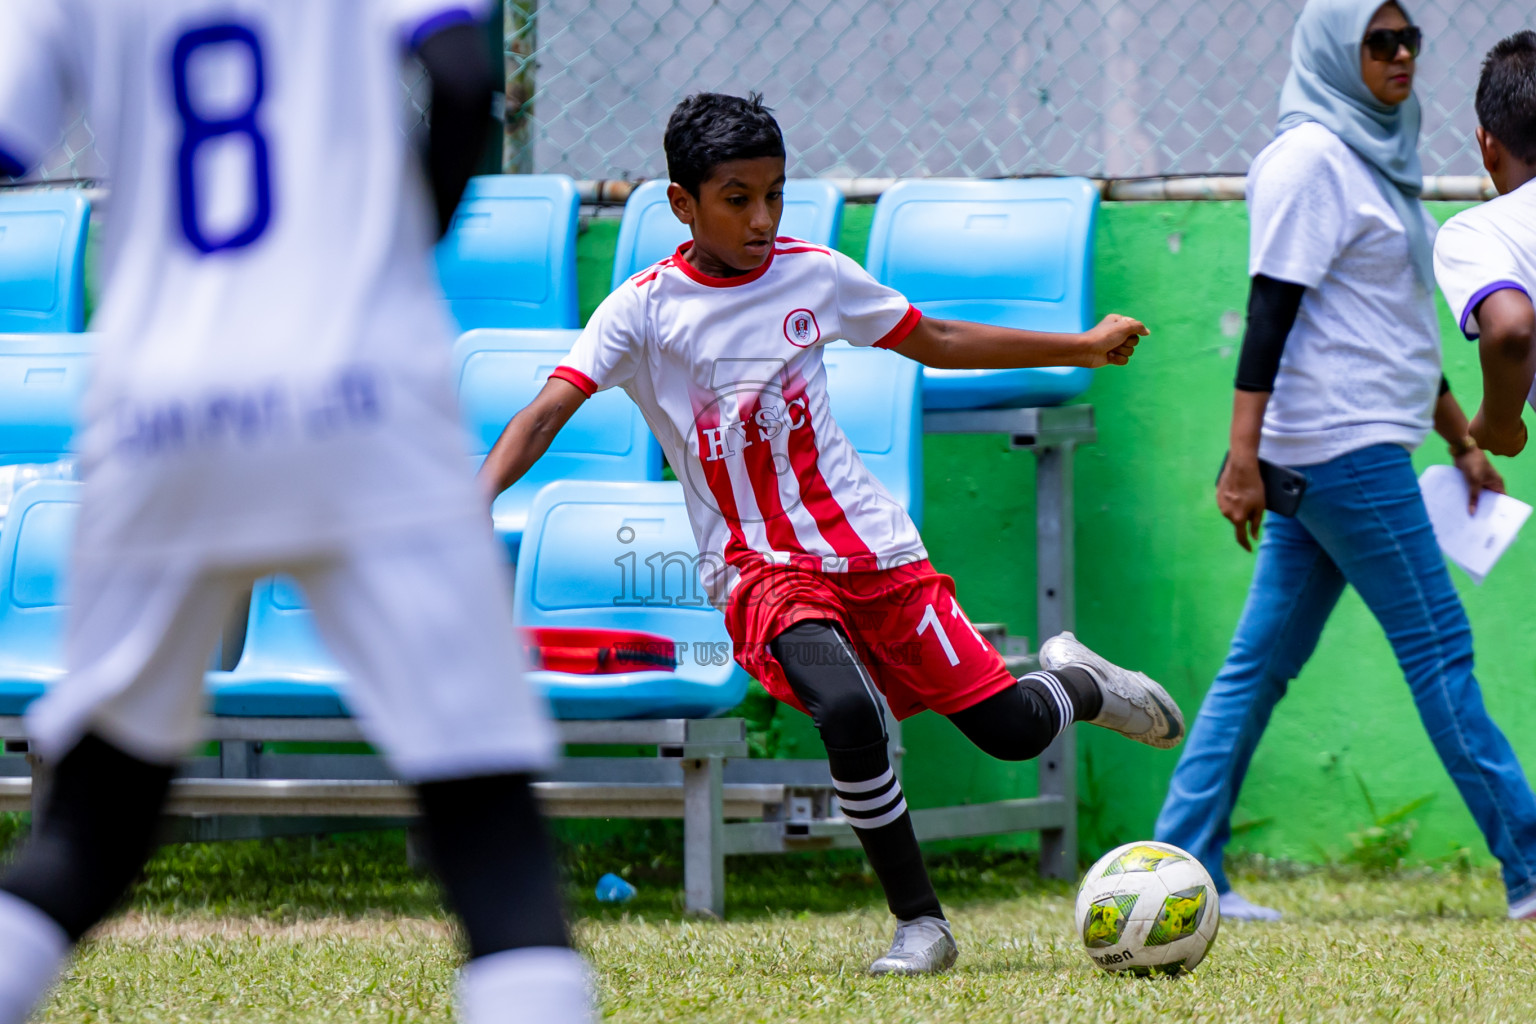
[573,174,1496,206]
[5,175,1496,209]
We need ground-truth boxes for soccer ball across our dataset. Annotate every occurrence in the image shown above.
[1074,840,1220,976]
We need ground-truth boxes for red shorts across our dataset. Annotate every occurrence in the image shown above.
[725,559,1016,721]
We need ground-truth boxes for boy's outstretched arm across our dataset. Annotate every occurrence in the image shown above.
[476,379,588,502]
[892,314,1148,370]
[1471,289,1536,457]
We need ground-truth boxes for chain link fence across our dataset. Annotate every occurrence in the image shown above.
[510,0,1528,182]
[22,0,1532,185]
[28,65,435,187]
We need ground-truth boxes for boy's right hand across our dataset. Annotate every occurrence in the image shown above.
[1080,315,1149,367]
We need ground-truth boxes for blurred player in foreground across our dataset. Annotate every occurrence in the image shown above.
[0,2,592,1020]
[1434,31,1536,460]
[479,92,1180,976]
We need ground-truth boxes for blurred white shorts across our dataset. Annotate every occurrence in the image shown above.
[26,519,557,782]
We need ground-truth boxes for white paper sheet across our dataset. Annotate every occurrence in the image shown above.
[1418,464,1532,585]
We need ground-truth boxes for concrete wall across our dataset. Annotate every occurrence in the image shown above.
[577,199,1536,868]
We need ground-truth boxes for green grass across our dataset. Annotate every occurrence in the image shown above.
[18,831,1536,1022]
[582,870,1536,1023]
[125,830,441,920]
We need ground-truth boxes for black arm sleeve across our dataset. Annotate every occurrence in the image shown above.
[1439,374,1450,397]
[1234,274,1307,393]
[416,23,496,239]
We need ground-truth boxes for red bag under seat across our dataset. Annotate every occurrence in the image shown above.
[522,627,680,674]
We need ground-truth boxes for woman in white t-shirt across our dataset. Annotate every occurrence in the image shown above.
[1156,0,1536,923]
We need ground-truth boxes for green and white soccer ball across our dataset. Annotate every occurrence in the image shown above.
[1074,840,1220,976]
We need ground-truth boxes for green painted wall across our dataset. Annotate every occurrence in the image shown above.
[576,200,1536,868]
[1074,200,1536,870]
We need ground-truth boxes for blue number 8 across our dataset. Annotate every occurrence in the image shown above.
[171,24,273,254]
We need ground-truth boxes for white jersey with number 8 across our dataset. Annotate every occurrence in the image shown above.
[0,0,492,561]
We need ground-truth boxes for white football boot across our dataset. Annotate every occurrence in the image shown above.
[868,916,959,976]
[1038,632,1185,750]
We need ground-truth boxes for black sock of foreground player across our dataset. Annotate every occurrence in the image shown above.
[1,732,175,941]
[772,620,943,922]
[416,773,572,959]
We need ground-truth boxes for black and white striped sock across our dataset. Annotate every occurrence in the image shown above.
[1018,666,1103,738]
[825,739,942,922]
[833,766,908,831]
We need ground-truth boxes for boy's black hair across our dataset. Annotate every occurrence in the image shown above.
[664,92,785,196]
[1476,31,1536,164]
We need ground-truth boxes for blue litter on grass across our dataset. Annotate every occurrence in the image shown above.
[595,873,637,903]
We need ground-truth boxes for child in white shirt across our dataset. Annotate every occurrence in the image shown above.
[482,91,1184,975]
[1433,30,1536,459]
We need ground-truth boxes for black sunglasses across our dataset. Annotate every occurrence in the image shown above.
[1363,26,1422,61]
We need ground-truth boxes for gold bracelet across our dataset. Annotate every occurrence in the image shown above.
[1448,435,1478,458]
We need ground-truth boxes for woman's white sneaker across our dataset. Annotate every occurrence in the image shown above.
[868,916,958,976]
[1220,890,1283,922]
[1038,632,1186,750]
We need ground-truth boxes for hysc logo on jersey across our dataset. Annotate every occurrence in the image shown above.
[783,309,820,348]
[686,358,807,526]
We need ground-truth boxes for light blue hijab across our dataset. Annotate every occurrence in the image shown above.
[1277,0,1432,286]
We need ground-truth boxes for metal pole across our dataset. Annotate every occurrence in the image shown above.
[1035,442,1079,880]
[220,740,256,778]
[502,0,537,174]
[682,755,725,917]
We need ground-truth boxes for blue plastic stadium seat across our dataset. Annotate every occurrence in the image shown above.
[0,480,78,714]
[514,480,751,720]
[208,481,749,723]
[866,178,1099,410]
[610,179,845,288]
[0,191,90,333]
[0,333,93,466]
[205,575,349,718]
[436,175,580,330]
[820,343,923,528]
[0,479,747,724]
[452,328,662,558]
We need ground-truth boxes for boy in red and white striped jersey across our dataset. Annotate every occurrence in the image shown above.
[482,92,1183,974]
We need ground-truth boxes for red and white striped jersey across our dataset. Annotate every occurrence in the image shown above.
[555,239,926,604]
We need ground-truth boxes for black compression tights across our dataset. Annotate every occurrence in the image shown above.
[772,621,941,922]
[948,665,1101,760]
[771,621,1102,920]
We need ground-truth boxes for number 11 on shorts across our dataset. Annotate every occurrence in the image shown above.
[916,603,958,666]
[916,599,989,669]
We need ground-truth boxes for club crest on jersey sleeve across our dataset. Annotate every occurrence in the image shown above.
[783,309,820,348]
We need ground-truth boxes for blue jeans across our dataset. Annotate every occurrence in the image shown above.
[1155,443,1536,904]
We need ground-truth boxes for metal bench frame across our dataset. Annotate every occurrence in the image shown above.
[923,402,1095,880]
[0,405,1093,917]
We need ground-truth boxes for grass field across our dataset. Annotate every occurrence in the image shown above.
[11,827,1535,1023]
